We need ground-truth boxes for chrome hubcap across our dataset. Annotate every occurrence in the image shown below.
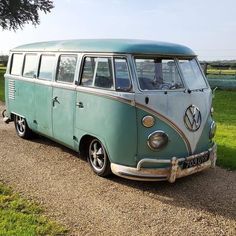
[89,140,105,171]
[16,116,25,134]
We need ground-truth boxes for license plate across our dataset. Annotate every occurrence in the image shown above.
[182,152,209,169]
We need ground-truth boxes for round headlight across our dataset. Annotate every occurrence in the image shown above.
[209,121,217,139]
[147,131,168,150]
[142,115,155,128]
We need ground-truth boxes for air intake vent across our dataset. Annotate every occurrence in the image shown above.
[9,80,15,100]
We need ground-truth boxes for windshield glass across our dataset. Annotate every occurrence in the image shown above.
[178,58,207,90]
[135,58,184,90]
[135,57,208,91]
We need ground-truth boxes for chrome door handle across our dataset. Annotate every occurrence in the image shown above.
[52,96,60,106]
[76,102,84,108]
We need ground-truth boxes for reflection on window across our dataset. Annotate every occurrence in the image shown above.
[11,54,24,76]
[179,59,207,90]
[39,55,55,81]
[23,54,38,78]
[135,58,184,90]
[114,58,131,91]
[57,55,77,83]
[81,57,114,89]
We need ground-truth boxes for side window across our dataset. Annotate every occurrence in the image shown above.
[81,57,95,87]
[94,58,113,89]
[81,57,114,89]
[114,58,131,91]
[11,54,24,75]
[23,54,38,78]
[38,55,55,81]
[56,55,77,83]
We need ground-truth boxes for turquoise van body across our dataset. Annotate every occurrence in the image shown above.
[3,39,217,182]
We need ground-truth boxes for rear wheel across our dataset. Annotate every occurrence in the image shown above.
[14,115,33,139]
[88,138,111,177]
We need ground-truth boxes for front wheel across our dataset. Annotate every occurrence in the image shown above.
[14,115,33,139]
[88,138,112,177]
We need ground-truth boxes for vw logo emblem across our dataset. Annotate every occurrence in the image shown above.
[184,105,201,131]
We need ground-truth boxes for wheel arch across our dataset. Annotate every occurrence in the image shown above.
[79,134,112,162]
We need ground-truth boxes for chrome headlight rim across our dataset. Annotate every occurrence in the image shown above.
[209,121,217,139]
[147,130,169,151]
[142,115,155,128]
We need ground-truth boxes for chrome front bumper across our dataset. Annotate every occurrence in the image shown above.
[111,144,217,183]
[2,109,11,124]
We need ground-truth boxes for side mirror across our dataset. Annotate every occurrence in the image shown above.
[212,87,218,98]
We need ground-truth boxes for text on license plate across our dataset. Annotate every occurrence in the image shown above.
[183,153,209,169]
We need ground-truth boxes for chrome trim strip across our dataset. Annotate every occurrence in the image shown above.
[52,82,76,91]
[137,158,171,170]
[76,86,135,106]
[7,75,34,83]
[5,75,77,91]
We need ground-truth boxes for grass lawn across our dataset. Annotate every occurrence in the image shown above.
[213,90,236,170]
[0,66,5,102]
[0,182,67,235]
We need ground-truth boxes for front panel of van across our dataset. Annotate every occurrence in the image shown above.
[133,57,215,166]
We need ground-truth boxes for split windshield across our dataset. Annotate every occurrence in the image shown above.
[135,57,207,91]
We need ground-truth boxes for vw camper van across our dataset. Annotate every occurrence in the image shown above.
[3,39,217,183]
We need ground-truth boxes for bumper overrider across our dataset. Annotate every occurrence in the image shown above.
[111,144,217,183]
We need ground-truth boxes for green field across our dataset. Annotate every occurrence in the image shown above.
[213,90,236,170]
[0,182,67,235]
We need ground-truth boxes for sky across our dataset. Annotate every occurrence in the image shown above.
[0,0,236,61]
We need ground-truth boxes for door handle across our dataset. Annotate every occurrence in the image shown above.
[76,101,84,108]
[52,96,60,106]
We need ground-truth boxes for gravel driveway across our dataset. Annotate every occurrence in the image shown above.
[0,102,235,235]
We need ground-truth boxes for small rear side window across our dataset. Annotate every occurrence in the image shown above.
[56,55,77,83]
[38,55,55,81]
[23,54,38,78]
[11,54,24,75]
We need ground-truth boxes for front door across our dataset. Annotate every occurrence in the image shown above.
[52,86,76,148]
[52,55,77,148]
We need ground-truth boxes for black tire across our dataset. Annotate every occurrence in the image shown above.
[14,115,33,139]
[88,138,112,177]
